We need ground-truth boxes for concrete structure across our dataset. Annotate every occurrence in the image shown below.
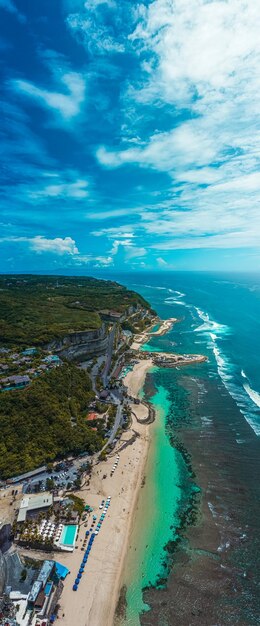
[7,465,47,484]
[100,309,123,322]
[17,494,53,523]
[28,560,55,604]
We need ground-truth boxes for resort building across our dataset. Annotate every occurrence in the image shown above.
[100,309,124,322]
[22,348,37,356]
[42,355,60,364]
[17,494,53,523]
[0,374,30,391]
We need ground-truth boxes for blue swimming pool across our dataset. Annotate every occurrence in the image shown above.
[60,524,78,547]
[44,581,53,596]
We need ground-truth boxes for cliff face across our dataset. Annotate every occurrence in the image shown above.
[46,324,109,361]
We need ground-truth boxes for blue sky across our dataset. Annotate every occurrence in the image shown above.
[0,0,260,273]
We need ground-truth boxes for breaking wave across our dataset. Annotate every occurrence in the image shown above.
[194,307,230,335]
[193,307,260,436]
[243,379,260,410]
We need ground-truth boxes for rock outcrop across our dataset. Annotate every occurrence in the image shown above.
[46,323,109,361]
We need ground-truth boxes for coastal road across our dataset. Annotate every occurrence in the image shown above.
[105,392,123,447]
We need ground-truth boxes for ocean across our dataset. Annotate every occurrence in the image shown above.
[110,271,260,626]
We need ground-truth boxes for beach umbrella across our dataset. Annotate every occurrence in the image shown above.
[78,572,82,579]
[85,531,89,536]
[73,584,78,591]
[75,578,80,585]
[79,568,84,574]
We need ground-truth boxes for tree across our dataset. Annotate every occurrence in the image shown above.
[46,478,55,491]
[20,568,27,582]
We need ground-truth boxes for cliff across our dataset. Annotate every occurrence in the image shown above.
[46,323,109,361]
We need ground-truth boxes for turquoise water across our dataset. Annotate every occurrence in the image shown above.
[61,524,77,546]
[149,323,160,332]
[44,581,52,596]
[121,383,182,625]
[141,343,163,352]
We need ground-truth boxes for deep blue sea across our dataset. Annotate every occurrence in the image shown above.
[113,271,260,437]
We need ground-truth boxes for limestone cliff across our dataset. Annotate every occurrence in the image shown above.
[45,323,108,361]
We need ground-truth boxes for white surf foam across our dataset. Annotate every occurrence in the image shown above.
[194,309,260,436]
[194,307,229,335]
[243,382,260,409]
[213,346,260,435]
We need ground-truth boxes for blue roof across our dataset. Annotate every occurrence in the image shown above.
[55,562,70,580]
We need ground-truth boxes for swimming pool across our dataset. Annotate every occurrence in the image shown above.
[60,524,78,547]
[44,581,53,596]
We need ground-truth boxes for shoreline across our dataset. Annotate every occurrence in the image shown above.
[53,359,153,626]
[109,360,154,625]
[131,317,178,350]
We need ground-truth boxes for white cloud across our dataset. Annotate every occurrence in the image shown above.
[91,227,135,238]
[74,254,113,267]
[157,257,167,267]
[0,235,79,255]
[129,0,260,110]
[31,178,89,199]
[30,236,79,254]
[0,0,26,22]
[13,72,86,120]
[95,0,260,252]
[87,208,133,220]
[126,246,146,259]
[97,121,219,171]
[66,0,125,55]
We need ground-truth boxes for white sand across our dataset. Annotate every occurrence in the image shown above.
[58,358,153,626]
[131,318,178,350]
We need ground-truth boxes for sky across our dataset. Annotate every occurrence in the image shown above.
[0,0,260,273]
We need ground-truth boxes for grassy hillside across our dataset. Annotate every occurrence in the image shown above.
[0,275,150,346]
[0,363,101,479]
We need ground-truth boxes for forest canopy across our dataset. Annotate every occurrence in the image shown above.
[0,363,101,479]
[0,274,150,346]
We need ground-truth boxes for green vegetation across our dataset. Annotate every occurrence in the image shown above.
[0,363,104,479]
[0,274,150,346]
[69,494,85,517]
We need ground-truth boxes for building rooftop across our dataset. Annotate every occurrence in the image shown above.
[87,412,98,421]
[17,493,53,523]
[1,374,30,384]
[28,560,55,604]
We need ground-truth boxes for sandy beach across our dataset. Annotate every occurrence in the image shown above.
[131,318,178,350]
[57,358,153,626]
